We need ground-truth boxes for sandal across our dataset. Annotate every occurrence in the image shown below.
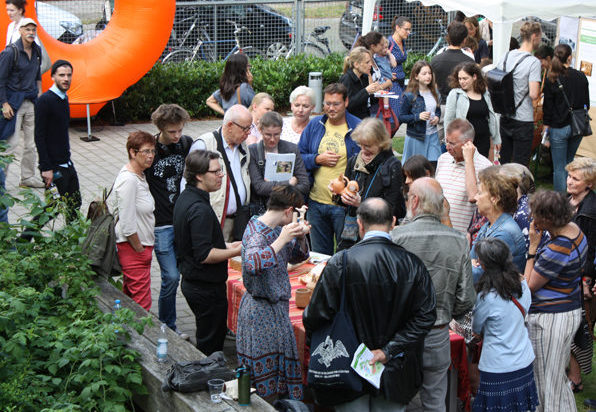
[571,380,584,393]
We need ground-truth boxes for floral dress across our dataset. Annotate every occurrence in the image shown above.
[389,36,407,119]
[237,217,309,400]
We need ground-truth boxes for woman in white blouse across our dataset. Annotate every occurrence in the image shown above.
[114,131,156,310]
[280,86,316,145]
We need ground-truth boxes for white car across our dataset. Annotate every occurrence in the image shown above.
[36,1,83,44]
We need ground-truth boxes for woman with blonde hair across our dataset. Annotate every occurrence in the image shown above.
[246,92,274,145]
[337,117,406,249]
[339,46,382,119]
[566,157,596,392]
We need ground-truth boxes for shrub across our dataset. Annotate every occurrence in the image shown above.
[108,53,345,122]
[0,172,149,411]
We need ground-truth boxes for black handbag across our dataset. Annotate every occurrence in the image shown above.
[557,79,593,137]
[307,252,363,393]
[574,278,593,350]
[161,351,235,393]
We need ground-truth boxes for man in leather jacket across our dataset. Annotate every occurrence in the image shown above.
[303,197,436,410]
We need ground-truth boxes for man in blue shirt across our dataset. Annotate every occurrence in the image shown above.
[0,17,44,191]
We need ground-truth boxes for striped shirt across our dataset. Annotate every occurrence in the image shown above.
[531,232,588,313]
[435,150,492,234]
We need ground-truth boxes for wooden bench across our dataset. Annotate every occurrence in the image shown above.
[95,278,276,412]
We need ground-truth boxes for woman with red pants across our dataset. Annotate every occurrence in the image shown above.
[114,131,156,310]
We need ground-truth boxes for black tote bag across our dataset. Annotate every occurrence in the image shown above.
[307,252,363,392]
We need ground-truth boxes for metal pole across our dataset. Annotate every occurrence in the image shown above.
[80,104,100,142]
[295,0,303,54]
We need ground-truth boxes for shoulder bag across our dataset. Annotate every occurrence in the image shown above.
[214,130,251,241]
[557,78,593,138]
[307,251,363,392]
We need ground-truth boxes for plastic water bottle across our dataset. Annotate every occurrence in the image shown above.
[48,183,60,200]
[156,323,168,363]
[112,299,121,314]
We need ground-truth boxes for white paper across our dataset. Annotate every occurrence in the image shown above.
[264,152,295,182]
[351,343,384,389]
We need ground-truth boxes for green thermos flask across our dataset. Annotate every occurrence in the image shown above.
[236,365,250,405]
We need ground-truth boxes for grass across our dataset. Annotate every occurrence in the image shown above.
[274,2,345,18]
[575,342,596,411]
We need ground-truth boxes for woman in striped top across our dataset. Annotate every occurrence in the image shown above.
[525,190,588,412]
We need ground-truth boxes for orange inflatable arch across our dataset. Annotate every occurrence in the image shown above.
[0,0,175,118]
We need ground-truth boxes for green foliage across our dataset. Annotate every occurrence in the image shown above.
[0,178,149,410]
[403,52,431,83]
[108,53,345,122]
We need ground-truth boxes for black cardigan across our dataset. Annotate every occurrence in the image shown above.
[573,190,596,280]
[339,69,376,119]
[543,68,590,128]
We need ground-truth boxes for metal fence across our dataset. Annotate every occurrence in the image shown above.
[35,0,559,60]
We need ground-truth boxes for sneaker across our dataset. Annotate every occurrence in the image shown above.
[175,329,190,341]
[226,329,236,340]
[20,178,45,188]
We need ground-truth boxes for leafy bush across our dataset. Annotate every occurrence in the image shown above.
[109,53,345,122]
[0,182,149,411]
[106,52,428,123]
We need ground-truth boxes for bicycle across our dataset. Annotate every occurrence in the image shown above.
[162,20,262,63]
[267,25,332,60]
[424,19,447,57]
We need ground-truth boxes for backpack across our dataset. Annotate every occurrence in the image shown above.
[486,51,531,117]
[81,186,121,277]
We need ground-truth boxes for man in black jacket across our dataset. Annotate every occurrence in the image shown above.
[34,59,81,220]
[173,150,242,355]
[304,197,436,410]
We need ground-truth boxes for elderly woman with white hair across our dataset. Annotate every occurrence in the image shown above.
[280,86,316,144]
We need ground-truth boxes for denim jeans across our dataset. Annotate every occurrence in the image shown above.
[307,199,345,255]
[154,225,180,330]
[549,125,582,192]
[0,167,7,223]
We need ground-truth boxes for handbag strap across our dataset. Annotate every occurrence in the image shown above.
[236,86,242,105]
[214,129,245,208]
[511,297,526,318]
[556,78,574,113]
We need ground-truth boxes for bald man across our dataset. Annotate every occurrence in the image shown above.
[392,178,475,412]
[185,104,252,241]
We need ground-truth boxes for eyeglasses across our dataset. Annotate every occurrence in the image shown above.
[232,121,251,133]
[206,168,224,176]
[136,149,156,156]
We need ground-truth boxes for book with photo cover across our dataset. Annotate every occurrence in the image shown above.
[264,152,295,182]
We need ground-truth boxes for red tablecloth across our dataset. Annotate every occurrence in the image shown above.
[227,264,470,408]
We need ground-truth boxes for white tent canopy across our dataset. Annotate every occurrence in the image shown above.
[361,0,596,62]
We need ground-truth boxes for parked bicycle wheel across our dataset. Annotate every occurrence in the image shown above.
[265,41,289,60]
[162,49,195,64]
[242,47,265,60]
[302,43,327,58]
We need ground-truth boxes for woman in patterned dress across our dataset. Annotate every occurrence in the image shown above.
[237,185,311,400]
[388,16,412,120]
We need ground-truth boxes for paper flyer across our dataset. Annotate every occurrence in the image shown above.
[264,152,295,182]
[351,343,384,389]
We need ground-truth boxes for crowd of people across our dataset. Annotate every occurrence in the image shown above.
[0,5,595,412]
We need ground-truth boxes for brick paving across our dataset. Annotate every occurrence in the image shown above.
[6,119,224,350]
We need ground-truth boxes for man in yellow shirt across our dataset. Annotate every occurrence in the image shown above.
[298,83,361,254]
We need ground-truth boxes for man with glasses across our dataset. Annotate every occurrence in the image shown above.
[435,118,491,233]
[173,150,242,355]
[298,83,361,255]
[186,104,252,242]
[145,104,193,341]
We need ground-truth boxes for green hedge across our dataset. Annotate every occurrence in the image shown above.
[108,52,429,123]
